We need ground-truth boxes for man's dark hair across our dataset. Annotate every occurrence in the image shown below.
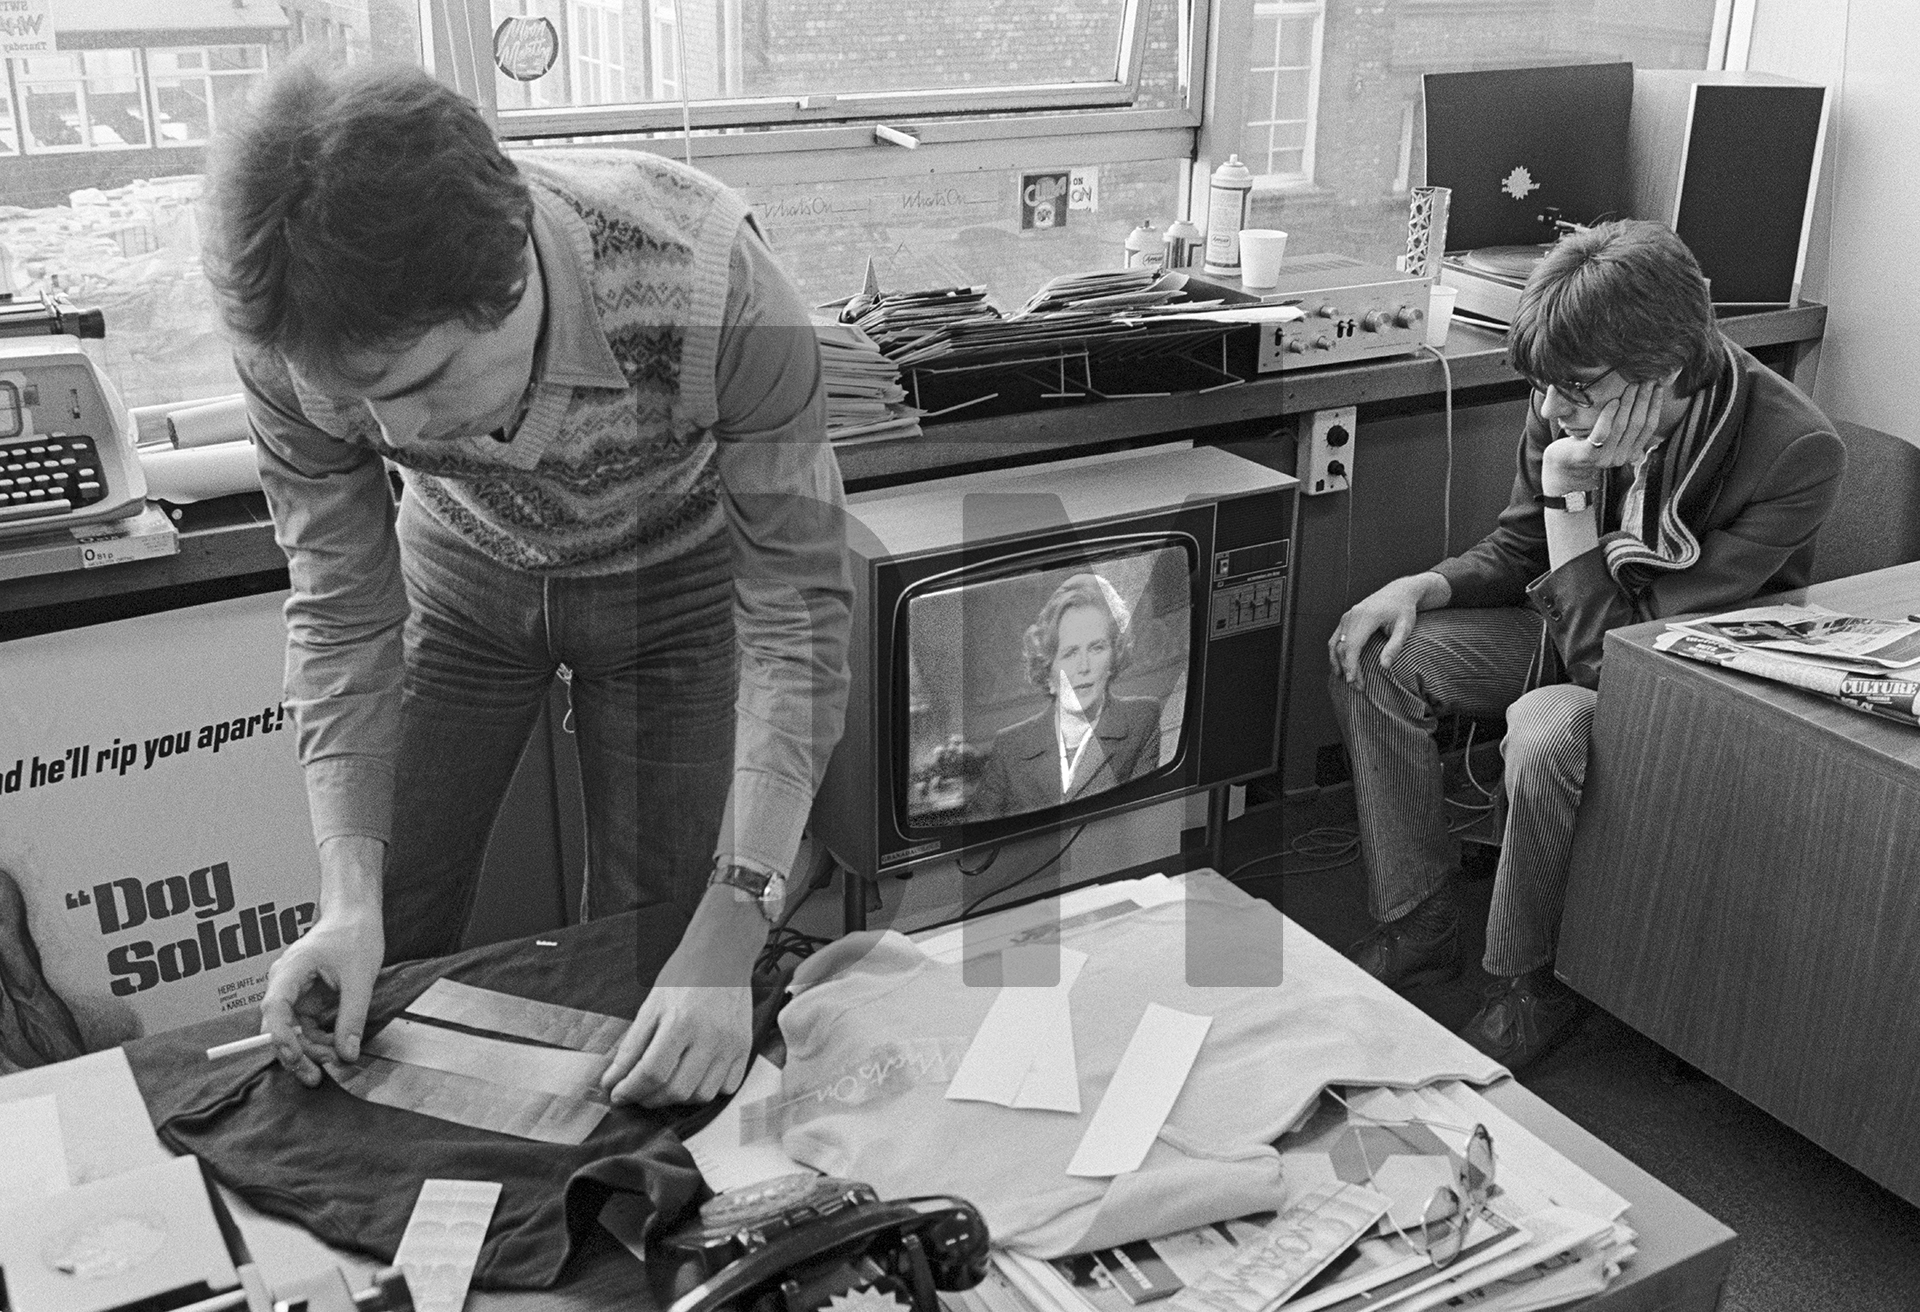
[1507,220,1721,396]
[204,57,533,378]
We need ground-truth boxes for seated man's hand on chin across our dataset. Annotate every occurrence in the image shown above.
[599,884,764,1108]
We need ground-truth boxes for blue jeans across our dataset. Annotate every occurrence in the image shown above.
[382,495,736,962]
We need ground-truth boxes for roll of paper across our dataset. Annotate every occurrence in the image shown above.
[165,396,252,449]
[138,440,261,503]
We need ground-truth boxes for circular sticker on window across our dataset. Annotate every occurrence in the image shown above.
[493,16,559,82]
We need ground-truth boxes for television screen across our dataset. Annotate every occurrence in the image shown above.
[901,540,1193,828]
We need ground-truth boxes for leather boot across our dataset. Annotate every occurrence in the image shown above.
[1345,882,1460,989]
[1459,967,1582,1071]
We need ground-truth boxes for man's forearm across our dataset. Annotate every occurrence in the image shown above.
[673,883,773,984]
[315,834,386,921]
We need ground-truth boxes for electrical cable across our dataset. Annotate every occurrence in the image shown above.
[1422,343,1456,556]
[959,825,1086,919]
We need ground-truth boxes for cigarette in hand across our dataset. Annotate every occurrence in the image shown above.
[206,1032,277,1061]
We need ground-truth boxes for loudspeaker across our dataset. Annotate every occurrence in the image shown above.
[1628,69,1828,307]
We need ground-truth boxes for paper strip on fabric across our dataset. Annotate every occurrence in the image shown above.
[365,1017,611,1098]
[402,979,628,1054]
[326,1056,608,1145]
[944,946,1086,1113]
[1067,1005,1212,1178]
[394,1178,502,1312]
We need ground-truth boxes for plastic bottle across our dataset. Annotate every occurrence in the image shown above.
[1124,219,1162,270]
[1163,217,1202,271]
[1203,155,1254,276]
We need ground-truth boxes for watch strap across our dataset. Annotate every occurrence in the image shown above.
[708,862,785,921]
[1534,489,1595,513]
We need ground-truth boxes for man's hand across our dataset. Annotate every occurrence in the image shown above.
[1544,379,1668,491]
[258,834,385,1087]
[1329,572,1451,685]
[259,909,383,1086]
[599,883,767,1107]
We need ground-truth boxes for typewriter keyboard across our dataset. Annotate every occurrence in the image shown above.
[0,436,108,524]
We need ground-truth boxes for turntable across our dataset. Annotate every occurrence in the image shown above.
[1438,243,1554,329]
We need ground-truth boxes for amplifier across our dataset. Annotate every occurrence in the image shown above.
[1186,255,1432,375]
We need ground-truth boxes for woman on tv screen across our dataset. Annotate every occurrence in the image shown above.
[967,573,1163,818]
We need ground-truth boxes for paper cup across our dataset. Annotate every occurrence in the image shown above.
[1426,284,1459,348]
[1239,229,1289,289]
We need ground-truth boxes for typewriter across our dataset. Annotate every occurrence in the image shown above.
[0,292,146,541]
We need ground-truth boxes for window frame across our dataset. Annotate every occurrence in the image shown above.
[10,50,153,155]
[1241,0,1324,187]
[423,0,1210,185]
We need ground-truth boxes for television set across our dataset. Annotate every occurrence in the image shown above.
[811,444,1299,920]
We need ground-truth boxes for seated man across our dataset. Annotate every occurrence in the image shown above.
[1327,220,1844,1069]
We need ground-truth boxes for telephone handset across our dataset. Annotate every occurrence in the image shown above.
[659,1175,989,1312]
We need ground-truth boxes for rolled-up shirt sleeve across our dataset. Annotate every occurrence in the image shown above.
[710,222,853,878]
[239,349,407,848]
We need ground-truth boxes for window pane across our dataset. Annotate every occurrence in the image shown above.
[1276,15,1315,68]
[1264,146,1304,178]
[21,85,84,151]
[1270,68,1312,119]
[0,3,429,411]
[493,0,1134,107]
[154,79,213,145]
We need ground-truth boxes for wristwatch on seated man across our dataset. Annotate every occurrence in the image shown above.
[708,859,788,924]
[1534,488,1595,513]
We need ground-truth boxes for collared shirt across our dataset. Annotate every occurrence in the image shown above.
[243,181,851,881]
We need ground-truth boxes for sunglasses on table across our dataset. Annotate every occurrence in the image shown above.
[1325,1090,1498,1270]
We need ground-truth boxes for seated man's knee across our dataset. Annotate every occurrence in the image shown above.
[1501,686,1595,789]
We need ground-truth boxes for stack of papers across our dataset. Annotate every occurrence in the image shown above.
[843,284,1004,363]
[1016,269,1200,317]
[1656,603,1920,727]
[814,318,923,444]
[941,1076,1636,1312]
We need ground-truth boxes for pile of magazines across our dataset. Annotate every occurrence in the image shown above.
[812,317,923,444]
[959,1082,1635,1312]
[1655,604,1920,727]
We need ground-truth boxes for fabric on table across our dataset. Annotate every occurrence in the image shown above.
[124,910,714,1289]
[773,874,1504,1258]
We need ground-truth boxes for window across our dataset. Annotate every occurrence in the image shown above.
[570,1,625,105]
[12,51,150,152]
[148,47,269,147]
[649,0,678,102]
[1244,0,1324,185]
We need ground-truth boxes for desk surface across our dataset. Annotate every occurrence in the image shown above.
[1559,562,1920,1206]
[223,883,1735,1312]
[0,303,1825,625]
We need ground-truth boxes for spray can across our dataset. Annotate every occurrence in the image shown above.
[1202,155,1254,276]
[1163,217,1202,271]
[1124,219,1162,270]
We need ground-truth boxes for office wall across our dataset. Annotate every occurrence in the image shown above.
[1748,0,1920,442]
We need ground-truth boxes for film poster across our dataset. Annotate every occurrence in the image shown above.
[0,592,319,1046]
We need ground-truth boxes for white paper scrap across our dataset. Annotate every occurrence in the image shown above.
[683,1056,815,1193]
[945,947,1086,1113]
[394,1178,501,1312]
[366,1017,610,1099]
[0,1094,69,1200]
[1067,1004,1212,1178]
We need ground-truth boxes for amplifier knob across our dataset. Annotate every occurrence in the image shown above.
[1394,306,1426,328]
[1316,303,1340,318]
[1312,334,1334,351]
[1361,310,1390,332]
[1284,336,1308,354]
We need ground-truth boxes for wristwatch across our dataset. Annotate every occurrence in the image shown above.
[1534,489,1595,513]
[708,861,788,924]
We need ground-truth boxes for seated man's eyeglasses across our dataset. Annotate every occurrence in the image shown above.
[1329,1093,1499,1270]
[1525,367,1617,408]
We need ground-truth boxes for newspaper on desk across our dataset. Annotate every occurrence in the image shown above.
[1656,604,1920,728]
